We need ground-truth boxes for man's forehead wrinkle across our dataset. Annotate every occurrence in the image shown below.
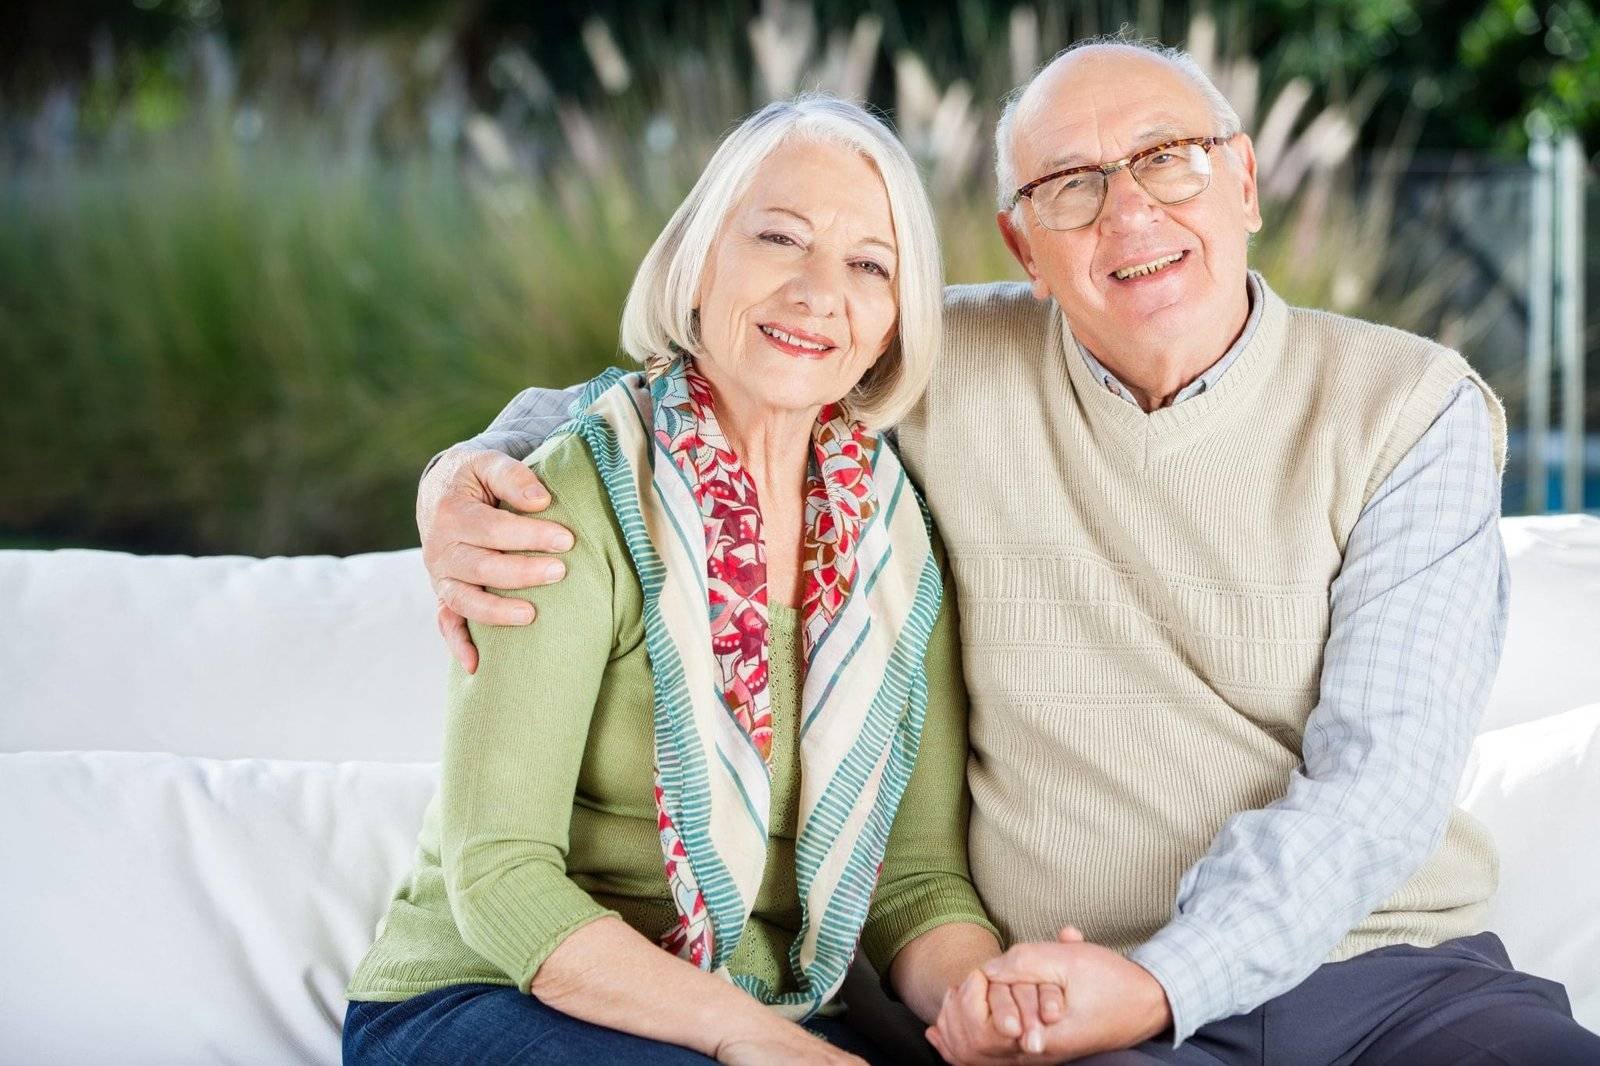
[1019,100,1193,176]
[1018,111,1096,173]
[1014,74,1112,173]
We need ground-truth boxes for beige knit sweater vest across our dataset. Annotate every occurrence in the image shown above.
[896,275,1508,962]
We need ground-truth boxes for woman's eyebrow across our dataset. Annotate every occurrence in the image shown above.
[759,205,813,226]
[760,205,894,256]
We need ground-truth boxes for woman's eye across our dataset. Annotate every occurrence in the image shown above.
[854,260,890,279]
[761,232,798,247]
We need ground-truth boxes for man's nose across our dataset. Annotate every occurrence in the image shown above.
[1099,167,1161,232]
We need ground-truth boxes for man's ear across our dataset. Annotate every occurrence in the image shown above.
[1230,133,1263,234]
[996,209,1052,300]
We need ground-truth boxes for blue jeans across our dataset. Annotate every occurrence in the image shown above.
[344,983,890,1065]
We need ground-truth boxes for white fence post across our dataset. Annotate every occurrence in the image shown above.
[1554,134,1587,513]
[1527,135,1554,513]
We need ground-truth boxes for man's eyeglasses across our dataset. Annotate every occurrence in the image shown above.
[1011,134,1235,232]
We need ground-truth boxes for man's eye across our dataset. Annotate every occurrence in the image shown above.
[1146,152,1176,167]
[1062,177,1086,191]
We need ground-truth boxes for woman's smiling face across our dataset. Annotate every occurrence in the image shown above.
[693,137,900,421]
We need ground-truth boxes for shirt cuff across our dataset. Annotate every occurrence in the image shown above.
[1127,915,1235,1047]
[420,441,495,485]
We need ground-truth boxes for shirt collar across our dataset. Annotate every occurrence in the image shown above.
[1075,272,1264,409]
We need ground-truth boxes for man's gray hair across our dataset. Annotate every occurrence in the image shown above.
[994,36,1244,216]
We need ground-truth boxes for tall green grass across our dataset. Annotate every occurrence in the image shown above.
[0,6,1463,554]
[2,147,644,553]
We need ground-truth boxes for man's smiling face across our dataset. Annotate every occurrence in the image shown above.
[1000,48,1262,365]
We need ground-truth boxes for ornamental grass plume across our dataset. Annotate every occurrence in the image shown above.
[0,3,1484,554]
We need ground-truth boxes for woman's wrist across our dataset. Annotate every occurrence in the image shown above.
[707,996,792,1058]
[890,922,1004,1023]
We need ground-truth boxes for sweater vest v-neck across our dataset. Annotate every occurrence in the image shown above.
[896,275,1507,961]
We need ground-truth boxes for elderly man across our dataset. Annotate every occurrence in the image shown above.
[412,41,1598,1065]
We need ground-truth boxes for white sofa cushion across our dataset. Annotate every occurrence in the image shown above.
[1457,701,1600,1032]
[1482,515,1600,732]
[0,750,437,1066]
[0,549,444,762]
[3,716,1594,1066]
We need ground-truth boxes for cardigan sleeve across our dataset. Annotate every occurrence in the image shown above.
[859,540,1000,975]
[437,434,626,991]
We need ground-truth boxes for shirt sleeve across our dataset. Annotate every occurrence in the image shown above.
[1128,380,1510,1044]
[438,435,625,990]
[860,538,1001,976]
[422,384,585,476]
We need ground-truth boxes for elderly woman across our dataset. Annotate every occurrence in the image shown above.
[342,96,1008,1064]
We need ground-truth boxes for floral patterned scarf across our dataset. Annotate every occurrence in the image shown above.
[561,358,943,1019]
[651,358,877,964]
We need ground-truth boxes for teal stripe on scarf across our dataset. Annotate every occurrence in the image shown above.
[786,488,944,1008]
[861,473,909,598]
[806,453,904,672]
[716,747,768,838]
[800,621,872,739]
[561,397,751,971]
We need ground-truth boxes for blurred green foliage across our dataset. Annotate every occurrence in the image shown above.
[0,1,1591,553]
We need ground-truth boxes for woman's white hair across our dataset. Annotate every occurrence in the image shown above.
[994,36,1244,217]
[620,93,942,429]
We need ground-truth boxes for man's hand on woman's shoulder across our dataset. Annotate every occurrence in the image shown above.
[418,445,575,673]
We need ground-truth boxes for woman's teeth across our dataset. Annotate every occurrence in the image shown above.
[760,325,829,351]
[1114,252,1184,280]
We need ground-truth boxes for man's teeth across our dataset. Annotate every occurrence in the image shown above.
[1114,252,1184,280]
[760,325,829,351]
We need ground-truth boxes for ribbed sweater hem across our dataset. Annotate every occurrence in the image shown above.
[860,883,998,977]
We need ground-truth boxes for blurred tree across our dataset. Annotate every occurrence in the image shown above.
[4,1,1594,158]
[1249,0,1597,154]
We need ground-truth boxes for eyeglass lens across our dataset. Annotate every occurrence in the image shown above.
[1031,143,1214,231]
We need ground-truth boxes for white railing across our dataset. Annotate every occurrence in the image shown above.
[1526,133,1588,513]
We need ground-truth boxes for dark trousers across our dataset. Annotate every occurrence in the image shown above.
[344,982,891,1065]
[842,931,1597,1065]
[1081,932,1598,1065]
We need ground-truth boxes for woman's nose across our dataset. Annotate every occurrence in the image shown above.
[784,254,844,317]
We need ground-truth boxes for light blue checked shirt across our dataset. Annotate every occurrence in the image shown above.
[447,314,1509,1045]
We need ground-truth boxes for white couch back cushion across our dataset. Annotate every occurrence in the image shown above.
[1,548,444,762]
